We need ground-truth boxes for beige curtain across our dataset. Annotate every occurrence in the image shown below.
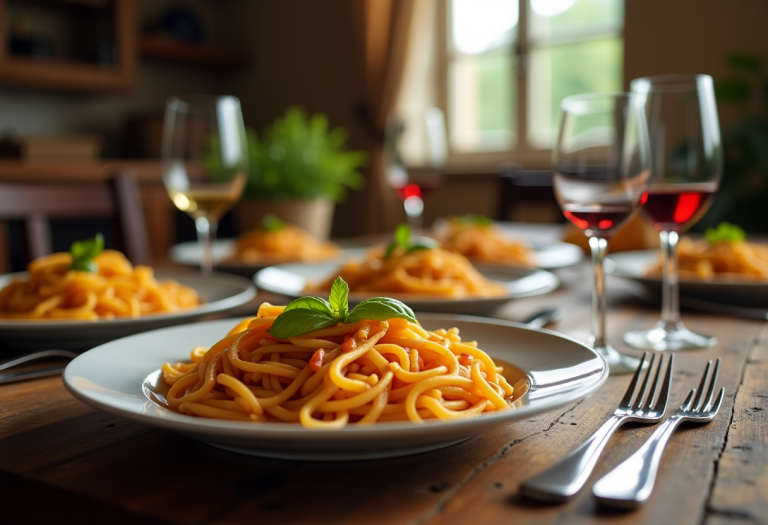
[350,0,434,233]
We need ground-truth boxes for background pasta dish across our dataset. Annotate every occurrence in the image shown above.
[434,215,535,267]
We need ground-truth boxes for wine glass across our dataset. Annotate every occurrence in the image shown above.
[162,95,248,276]
[623,74,723,351]
[384,108,447,231]
[553,93,650,374]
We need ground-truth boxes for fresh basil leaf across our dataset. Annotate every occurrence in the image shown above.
[328,276,349,321]
[383,242,398,259]
[282,296,334,316]
[705,221,745,244]
[69,233,104,273]
[474,215,493,227]
[407,237,439,253]
[347,297,417,324]
[394,223,411,247]
[262,213,285,232]
[267,308,337,339]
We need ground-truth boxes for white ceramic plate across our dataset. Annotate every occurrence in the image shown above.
[0,270,256,351]
[168,240,368,277]
[254,262,559,315]
[63,314,607,461]
[606,250,768,307]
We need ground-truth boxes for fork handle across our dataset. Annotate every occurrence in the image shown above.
[520,415,625,502]
[592,416,683,509]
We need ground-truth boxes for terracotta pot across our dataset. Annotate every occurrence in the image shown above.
[234,198,335,239]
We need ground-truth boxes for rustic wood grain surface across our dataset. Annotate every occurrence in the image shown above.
[0,264,765,525]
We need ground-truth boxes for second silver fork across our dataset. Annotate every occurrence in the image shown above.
[520,352,673,502]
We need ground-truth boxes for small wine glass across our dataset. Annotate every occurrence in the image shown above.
[553,93,650,374]
[384,108,447,232]
[623,74,722,351]
[162,95,248,276]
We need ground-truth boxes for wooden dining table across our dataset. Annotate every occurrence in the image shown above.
[1,254,766,525]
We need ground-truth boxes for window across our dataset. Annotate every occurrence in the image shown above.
[446,0,623,164]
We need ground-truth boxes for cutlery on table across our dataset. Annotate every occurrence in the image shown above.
[593,358,723,509]
[0,349,78,385]
[521,307,564,329]
[520,352,672,502]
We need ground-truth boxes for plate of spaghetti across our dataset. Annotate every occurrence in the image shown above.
[606,224,768,307]
[255,243,559,315]
[432,217,583,270]
[0,236,256,350]
[63,283,606,460]
[168,214,364,276]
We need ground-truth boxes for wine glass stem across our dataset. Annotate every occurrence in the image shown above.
[589,236,609,349]
[195,216,218,276]
[659,230,681,327]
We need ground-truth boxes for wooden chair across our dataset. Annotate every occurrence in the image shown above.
[0,172,151,273]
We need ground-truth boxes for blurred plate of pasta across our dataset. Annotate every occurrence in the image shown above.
[0,270,256,351]
[606,249,768,307]
[168,239,369,277]
[63,314,606,460]
[254,261,559,315]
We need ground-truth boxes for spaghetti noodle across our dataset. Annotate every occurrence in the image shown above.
[646,237,768,281]
[436,217,535,267]
[229,223,338,264]
[161,303,514,427]
[0,250,201,320]
[309,247,507,298]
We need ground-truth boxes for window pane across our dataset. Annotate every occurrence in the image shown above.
[528,37,622,148]
[450,53,516,152]
[530,0,623,42]
[452,0,518,55]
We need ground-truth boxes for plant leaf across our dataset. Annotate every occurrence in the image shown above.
[394,223,411,247]
[69,233,104,273]
[282,296,334,316]
[705,221,746,244]
[261,213,285,232]
[347,297,417,324]
[407,238,439,253]
[715,78,751,103]
[383,243,398,259]
[726,52,762,73]
[328,276,349,321]
[267,308,337,339]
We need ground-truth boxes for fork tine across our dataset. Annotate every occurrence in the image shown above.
[619,352,648,409]
[701,358,721,412]
[651,353,674,412]
[709,387,725,414]
[691,360,712,411]
[642,354,664,411]
[632,353,656,410]
[681,388,696,411]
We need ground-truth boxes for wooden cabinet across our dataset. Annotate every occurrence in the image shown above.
[0,0,135,92]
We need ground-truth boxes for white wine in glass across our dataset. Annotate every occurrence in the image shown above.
[162,95,248,275]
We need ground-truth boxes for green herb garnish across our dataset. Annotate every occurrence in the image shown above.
[261,213,285,232]
[267,276,416,339]
[454,214,494,227]
[383,224,439,259]
[705,222,746,244]
[69,233,104,273]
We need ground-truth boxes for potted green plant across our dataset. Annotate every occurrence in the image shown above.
[235,106,367,239]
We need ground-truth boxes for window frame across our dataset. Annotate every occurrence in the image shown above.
[439,0,625,173]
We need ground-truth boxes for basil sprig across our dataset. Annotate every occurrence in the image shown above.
[384,224,438,259]
[453,214,494,228]
[268,276,416,339]
[705,222,745,244]
[261,213,285,232]
[69,233,104,273]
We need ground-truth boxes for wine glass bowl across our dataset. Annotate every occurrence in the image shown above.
[553,92,650,374]
[162,95,248,275]
[623,74,722,351]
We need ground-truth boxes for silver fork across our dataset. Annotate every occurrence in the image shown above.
[520,352,673,502]
[593,358,724,509]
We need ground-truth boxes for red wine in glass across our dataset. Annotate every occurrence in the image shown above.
[562,204,637,238]
[391,168,443,202]
[640,185,717,232]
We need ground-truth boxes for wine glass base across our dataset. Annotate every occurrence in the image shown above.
[623,322,717,351]
[594,344,646,375]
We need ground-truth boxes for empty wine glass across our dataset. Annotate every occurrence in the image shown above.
[162,95,248,276]
[623,74,722,351]
[553,93,650,374]
[384,108,447,231]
